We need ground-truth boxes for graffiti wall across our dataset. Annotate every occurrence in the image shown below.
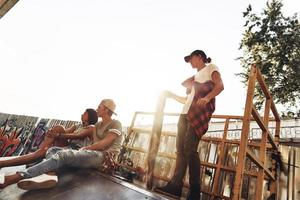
[0,112,80,157]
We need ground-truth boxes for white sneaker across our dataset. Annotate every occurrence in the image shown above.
[17,174,58,190]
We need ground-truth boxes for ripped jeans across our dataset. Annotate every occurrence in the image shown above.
[20,147,104,178]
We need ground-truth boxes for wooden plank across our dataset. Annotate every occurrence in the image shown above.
[125,146,147,153]
[269,120,281,198]
[256,68,271,99]
[255,99,271,200]
[157,152,176,159]
[146,93,166,189]
[131,127,152,134]
[251,106,277,149]
[133,112,276,121]
[246,149,275,180]
[212,118,229,197]
[0,0,19,19]
[270,101,281,122]
[201,137,272,148]
[129,112,138,129]
[131,127,177,137]
[232,65,257,200]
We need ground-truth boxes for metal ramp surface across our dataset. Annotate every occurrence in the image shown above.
[0,168,167,200]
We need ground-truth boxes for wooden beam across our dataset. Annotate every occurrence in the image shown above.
[131,127,152,134]
[246,149,275,181]
[201,137,273,148]
[0,0,19,19]
[251,106,277,149]
[146,93,166,189]
[270,101,281,122]
[125,146,147,153]
[212,118,229,196]
[232,65,257,200]
[255,99,271,200]
[131,127,177,137]
[256,68,271,99]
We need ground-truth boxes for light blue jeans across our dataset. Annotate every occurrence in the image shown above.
[20,147,104,178]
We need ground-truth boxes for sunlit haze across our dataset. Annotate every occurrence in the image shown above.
[0,0,299,125]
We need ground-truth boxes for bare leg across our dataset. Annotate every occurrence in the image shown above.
[0,149,47,168]
[0,125,65,168]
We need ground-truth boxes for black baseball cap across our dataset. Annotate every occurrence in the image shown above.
[184,50,207,63]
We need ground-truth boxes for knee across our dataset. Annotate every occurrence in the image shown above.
[46,147,62,158]
[36,148,47,157]
[183,149,198,159]
[52,125,66,133]
[53,150,74,163]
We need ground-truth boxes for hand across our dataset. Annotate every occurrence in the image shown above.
[196,97,210,107]
[162,90,173,98]
[80,146,89,151]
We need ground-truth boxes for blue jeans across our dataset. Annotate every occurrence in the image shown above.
[21,147,104,178]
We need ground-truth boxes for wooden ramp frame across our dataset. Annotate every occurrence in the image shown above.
[121,65,280,199]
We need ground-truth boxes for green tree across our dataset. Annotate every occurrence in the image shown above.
[237,0,300,118]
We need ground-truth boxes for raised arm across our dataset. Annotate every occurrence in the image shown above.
[60,126,94,139]
[49,126,94,140]
[65,125,77,133]
[164,90,187,104]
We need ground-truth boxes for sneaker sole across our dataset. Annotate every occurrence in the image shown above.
[154,188,181,200]
[17,179,57,190]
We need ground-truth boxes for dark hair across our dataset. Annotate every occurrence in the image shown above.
[206,57,212,63]
[185,50,212,63]
[85,108,98,125]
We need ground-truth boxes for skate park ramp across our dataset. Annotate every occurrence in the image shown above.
[0,167,167,200]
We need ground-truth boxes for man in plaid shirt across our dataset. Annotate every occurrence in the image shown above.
[155,50,224,200]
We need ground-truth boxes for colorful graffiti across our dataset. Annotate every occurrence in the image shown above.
[0,112,79,157]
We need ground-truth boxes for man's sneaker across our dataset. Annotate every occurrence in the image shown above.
[17,174,58,190]
[154,182,182,199]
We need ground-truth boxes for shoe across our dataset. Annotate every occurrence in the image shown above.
[17,174,58,190]
[187,184,200,200]
[155,182,182,199]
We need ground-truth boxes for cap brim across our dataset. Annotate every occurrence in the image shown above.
[184,55,191,63]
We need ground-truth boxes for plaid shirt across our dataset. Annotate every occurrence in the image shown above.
[182,78,215,138]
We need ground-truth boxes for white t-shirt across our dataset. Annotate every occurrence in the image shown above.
[93,120,123,153]
[182,64,220,114]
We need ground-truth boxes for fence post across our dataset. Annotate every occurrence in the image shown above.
[146,92,166,189]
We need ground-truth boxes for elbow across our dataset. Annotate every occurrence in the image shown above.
[218,83,224,93]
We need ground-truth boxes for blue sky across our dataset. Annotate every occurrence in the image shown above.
[0,0,299,125]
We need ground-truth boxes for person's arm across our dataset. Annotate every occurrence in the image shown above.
[58,126,94,140]
[81,132,118,151]
[164,90,187,104]
[196,71,224,106]
[65,125,77,133]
